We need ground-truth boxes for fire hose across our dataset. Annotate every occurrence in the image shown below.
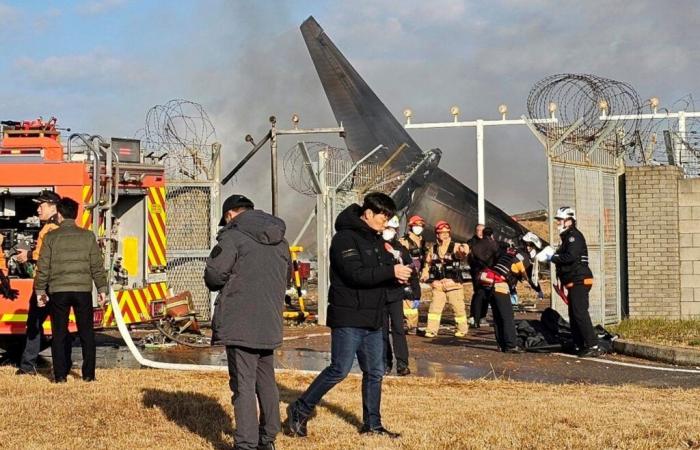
[108,289,320,374]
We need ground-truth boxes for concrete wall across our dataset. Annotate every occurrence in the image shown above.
[626,165,700,319]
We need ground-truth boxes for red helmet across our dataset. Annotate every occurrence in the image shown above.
[434,220,451,232]
[408,215,425,226]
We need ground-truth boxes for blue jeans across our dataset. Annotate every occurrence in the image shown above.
[297,327,384,428]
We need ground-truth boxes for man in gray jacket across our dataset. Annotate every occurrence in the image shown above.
[204,194,291,450]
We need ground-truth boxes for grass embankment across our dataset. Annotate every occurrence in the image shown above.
[610,318,700,348]
[2,367,699,449]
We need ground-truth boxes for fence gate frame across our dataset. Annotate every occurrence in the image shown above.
[165,152,221,321]
[523,117,625,325]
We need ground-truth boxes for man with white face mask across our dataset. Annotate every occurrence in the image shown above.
[399,215,426,333]
[382,216,411,376]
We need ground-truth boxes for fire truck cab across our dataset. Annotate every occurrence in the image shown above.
[0,118,169,347]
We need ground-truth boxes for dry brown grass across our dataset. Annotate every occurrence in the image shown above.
[2,367,700,449]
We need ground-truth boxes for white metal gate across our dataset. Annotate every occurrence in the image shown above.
[550,162,622,325]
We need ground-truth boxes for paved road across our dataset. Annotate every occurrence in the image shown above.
[3,326,698,388]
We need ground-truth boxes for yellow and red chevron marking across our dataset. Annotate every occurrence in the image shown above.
[102,282,168,326]
[0,313,77,333]
[147,186,167,269]
[81,185,93,229]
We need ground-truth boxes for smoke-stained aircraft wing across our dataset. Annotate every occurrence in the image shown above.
[300,16,527,242]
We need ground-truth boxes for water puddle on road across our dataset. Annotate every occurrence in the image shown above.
[140,346,494,380]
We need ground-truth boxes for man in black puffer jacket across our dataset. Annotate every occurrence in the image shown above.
[286,193,411,440]
[205,194,292,450]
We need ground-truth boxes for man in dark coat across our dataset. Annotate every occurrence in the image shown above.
[285,192,411,439]
[204,194,292,450]
[468,226,499,327]
[550,206,600,357]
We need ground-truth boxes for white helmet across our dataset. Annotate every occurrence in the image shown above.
[387,215,400,228]
[521,232,542,250]
[554,206,576,222]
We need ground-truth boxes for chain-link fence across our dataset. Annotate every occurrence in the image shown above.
[166,183,218,320]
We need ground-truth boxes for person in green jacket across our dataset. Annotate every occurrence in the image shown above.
[34,197,108,383]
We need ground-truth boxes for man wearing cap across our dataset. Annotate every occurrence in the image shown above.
[16,190,62,376]
[399,215,426,333]
[420,221,469,338]
[205,194,292,450]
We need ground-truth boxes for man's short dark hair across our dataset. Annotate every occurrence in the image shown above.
[57,197,79,220]
[483,227,494,238]
[360,192,396,217]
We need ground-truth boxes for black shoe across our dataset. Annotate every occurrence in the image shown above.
[285,403,308,437]
[384,365,393,376]
[257,442,276,450]
[360,425,401,439]
[16,368,37,376]
[53,377,67,384]
[396,366,411,376]
[502,346,524,354]
[578,346,602,358]
[82,376,96,382]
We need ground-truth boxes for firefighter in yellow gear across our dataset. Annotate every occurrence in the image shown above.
[399,215,426,333]
[420,220,469,338]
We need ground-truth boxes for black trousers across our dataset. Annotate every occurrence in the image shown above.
[226,346,280,450]
[20,293,73,373]
[469,282,490,322]
[382,300,409,369]
[567,284,597,349]
[49,292,95,379]
[490,291,518,350]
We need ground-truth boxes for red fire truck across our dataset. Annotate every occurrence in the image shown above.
[0,118,171,352]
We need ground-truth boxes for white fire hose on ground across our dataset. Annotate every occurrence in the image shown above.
[108,290,320,374]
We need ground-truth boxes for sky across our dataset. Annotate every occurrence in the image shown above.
[0,0,698,244]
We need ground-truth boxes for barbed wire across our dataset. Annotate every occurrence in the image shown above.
[527,74,647,158]
[137,99,217,181]
[282,141,350,196]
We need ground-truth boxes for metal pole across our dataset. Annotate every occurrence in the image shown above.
[221,131,272,185]
[210,143,222,317]
[677,110,686,169]
[292,208,316,248]
[270,122,278,216]
[476,119,485,224]
[316,149,329,326]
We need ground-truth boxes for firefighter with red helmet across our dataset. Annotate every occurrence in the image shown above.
[398,215,426,333]
[420,220,469,338]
